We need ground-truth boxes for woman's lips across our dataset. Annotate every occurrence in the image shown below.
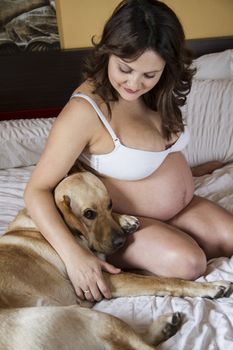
[123,87,140,94]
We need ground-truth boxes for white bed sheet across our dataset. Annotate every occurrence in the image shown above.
[0,164,233,349]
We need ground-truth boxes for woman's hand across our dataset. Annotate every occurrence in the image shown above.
[64,246,121,302]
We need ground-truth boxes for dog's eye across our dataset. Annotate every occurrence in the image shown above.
[108,199,112,210]
[83,209,97,220]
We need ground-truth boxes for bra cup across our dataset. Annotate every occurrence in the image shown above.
[79,128,189,181]
[72,92,189,181]
[80,144,171,181]
[169,127,189,152]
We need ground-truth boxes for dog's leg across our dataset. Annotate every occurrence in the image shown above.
[92,309,181,349]
[104,272,232,299]
[0,306,180,350]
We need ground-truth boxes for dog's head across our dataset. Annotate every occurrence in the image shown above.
[54,172,126,255]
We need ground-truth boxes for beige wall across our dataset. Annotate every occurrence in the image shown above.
[55,0,233,49]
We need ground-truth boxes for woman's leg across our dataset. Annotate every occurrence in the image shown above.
[168,195,233,259]
[108,217,207,280]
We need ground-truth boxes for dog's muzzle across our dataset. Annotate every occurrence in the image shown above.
[111,231,126,250]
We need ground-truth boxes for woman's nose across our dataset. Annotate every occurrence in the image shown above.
[126,74,141,89]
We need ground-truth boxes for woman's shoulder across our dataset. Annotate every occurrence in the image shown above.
[72,80,103,105]
[55,80,106,133]
[68,80,110,120]
[59,81,101,124]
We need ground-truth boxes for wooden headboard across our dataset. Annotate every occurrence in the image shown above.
[0,36,232,121]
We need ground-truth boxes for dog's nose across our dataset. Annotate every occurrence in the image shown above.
[112,235,125,250]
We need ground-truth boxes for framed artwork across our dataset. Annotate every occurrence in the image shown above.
[0,0,60,54]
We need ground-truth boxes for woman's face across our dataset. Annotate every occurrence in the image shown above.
[108,50,166,101]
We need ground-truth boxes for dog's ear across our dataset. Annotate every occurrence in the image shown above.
[57,195,89,238]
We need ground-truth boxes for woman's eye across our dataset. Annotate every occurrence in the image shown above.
[144,74,156,79]
[119,66,131,74]
[83,209,97,220]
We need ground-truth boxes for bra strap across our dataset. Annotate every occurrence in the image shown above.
[70,92,119,143]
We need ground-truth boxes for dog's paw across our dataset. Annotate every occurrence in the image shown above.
[118,215,140,234]
[211,281,233,298]
[147,312,182,345]
[161,312,182,340]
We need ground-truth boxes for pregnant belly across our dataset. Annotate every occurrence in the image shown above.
[101,152,195,221]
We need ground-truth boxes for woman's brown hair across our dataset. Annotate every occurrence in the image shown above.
[83,0,195,139]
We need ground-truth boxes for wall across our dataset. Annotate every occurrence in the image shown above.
[55,0,233,49]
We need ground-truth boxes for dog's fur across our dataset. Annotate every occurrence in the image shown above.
[0,171,232,350]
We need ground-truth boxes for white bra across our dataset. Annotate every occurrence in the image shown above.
[71,92,189,181]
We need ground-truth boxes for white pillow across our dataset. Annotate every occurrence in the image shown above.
[0,118,54,169]
[192,49,233,80]
[183,79,233,167]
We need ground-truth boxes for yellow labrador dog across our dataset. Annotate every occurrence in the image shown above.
[0,171,232,350]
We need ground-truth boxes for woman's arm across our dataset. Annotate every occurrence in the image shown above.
[191,161,225,177]
[24,98,120,302]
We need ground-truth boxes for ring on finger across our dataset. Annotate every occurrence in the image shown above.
[84,290,90,294]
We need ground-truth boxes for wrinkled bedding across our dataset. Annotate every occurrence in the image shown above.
[0,163,233,349]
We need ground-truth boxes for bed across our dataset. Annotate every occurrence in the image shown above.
[0,36,233,349]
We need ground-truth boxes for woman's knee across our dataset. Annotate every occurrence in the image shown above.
[147,244,207,280]
[165,245,207,280]
[219,224,233,257]
[109,219,208,280]
[175,247,207,280]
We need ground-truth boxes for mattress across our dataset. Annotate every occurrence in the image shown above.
[0,163,233,349]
